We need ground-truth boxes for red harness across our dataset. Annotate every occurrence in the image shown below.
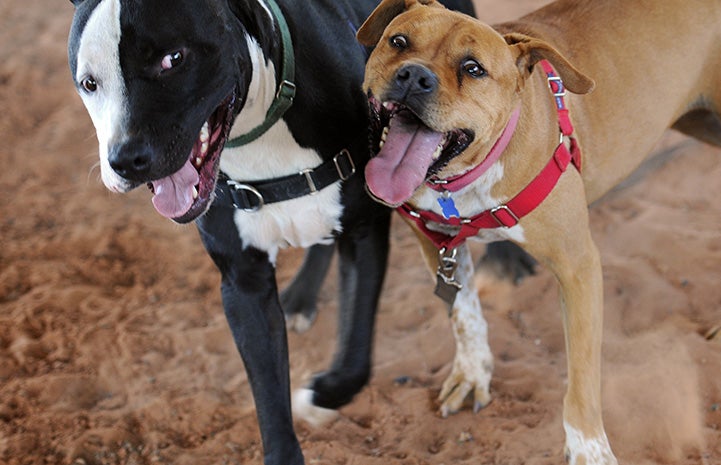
[397,60,582,251]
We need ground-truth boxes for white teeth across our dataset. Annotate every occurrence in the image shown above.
[200,121,210,143]
[192,186,199,199]
[195,157,203,168]
[201,141,209,155]
[383,101,393,110]
[432,135,447,160]
[379,126,389,149]
[432,143,443,160]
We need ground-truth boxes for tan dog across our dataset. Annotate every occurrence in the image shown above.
[357,0,721,463]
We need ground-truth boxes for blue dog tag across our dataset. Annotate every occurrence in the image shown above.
[437,192,460,219]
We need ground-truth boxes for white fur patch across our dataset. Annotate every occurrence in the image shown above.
[564,422,618,465]
[438,244,493,416]
[74,0,129,193]
[221,35,343,261]
[292,388,339,427]
[411,162,526,245]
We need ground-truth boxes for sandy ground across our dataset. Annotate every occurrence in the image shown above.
[1,1,720,464]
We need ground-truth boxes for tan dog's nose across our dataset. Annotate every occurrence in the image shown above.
[391,64,438,104]
[395,64,438,94]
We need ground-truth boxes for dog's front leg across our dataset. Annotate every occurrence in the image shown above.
[408,223,493,416]
[521,174,617,465]
[293,211,392,426]
[196,209,303,465]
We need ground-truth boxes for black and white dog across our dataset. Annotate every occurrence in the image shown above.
[67,1,476,464]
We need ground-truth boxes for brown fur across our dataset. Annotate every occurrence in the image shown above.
[358,0,721,463]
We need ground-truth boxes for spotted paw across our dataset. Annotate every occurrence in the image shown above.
[438,356,493,417]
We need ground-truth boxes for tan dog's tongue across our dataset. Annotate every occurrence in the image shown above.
[151,159,199,219]
[365,116,443,206]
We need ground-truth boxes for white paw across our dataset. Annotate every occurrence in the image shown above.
[564,423,618,465]
[292,388,339,427]
[285,313,315,333]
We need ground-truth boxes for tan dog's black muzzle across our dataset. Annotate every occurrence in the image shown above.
[387,63,438,112]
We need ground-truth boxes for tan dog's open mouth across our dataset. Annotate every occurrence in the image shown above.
[365,94,473,206]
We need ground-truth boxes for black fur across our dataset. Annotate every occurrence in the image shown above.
[68,1,476,464]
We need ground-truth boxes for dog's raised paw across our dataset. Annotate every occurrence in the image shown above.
[292,388,340,427]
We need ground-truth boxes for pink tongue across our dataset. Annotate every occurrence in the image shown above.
[365,115,444,206]
[151,159,199,219]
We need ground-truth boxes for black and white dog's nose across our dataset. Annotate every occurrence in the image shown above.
[108,140,153,180]
[394,64,438,96]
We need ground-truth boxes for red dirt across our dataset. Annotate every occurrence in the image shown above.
[0,1,719,464]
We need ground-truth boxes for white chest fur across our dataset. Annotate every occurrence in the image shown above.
[219,35,343,263]
[411,162,526,245]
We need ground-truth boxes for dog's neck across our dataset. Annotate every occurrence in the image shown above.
[427,107,522,193]
[409,65,572,218]
[480,67,570,203]
[225,0,287,143]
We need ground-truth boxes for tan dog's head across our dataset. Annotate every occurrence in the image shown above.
[358,0,594,206]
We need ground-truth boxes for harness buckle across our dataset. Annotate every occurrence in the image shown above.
[490,205,520,228]
[299,169,318,195]
[226,181,265,212]
[276,80,297,102]
[547,76,566,98]
[333,149,356,181]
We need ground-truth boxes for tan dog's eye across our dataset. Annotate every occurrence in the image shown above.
[390,34,409,49]
[461,59,487,78]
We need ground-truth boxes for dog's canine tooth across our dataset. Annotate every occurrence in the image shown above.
[192,186,199,200]
[200,121,210,143]
[432,143,443,160]
[380,126,389,149]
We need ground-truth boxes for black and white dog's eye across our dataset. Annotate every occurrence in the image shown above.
[390,34,409,49]
[161,51,184,71]
[462,59,487,78]
[80,76,98,93]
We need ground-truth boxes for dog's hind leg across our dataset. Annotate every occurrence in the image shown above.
[477,240,537,284]
[671,108,721,147]
[293,209,392,426]
[281,243,335,333]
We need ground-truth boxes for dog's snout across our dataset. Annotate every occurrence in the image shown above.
[108,140,153,180]
[394,64,438,96]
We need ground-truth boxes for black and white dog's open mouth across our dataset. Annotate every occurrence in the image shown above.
[364,94,474,207]
[147,90,238,223]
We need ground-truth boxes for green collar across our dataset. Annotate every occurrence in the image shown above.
[225,0,296,148]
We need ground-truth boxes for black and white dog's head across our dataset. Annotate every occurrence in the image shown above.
[68,0,260,223]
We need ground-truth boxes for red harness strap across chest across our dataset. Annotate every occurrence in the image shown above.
[397,60,582,251]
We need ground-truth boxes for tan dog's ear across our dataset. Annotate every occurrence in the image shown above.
[357,0,443,47]
[505,32,595,94]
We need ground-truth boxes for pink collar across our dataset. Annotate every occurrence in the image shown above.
[427,106,521,193]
